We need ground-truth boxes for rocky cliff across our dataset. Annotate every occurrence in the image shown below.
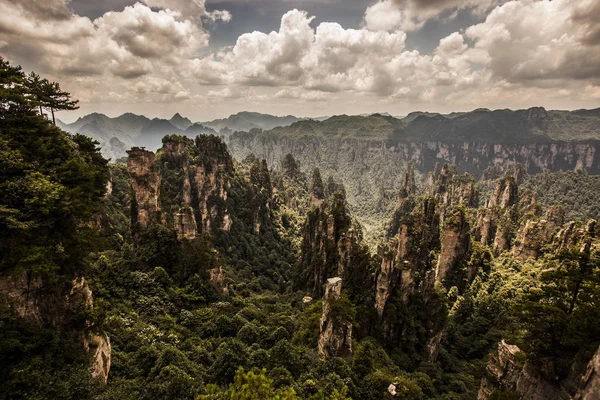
[318,277,352,358]
[127,135,233,239]
[0,273,111,383]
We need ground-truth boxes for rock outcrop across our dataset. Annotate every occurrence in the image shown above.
[127,147,161,231]
[376,197,440,319]
[478,341,569,400]
[228,120,599,239]
[209,266,229,296]
[0,274,111,383]
[318,277,352,358]
[435,206,470,286]
[127,136,234,238]
[574,345,600,400]
[86,334,111,384]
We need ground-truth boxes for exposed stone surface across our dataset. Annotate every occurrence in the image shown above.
[478,341,570,400]
[488,176,518,208]
[435,207,470,285]
[127,147,161,230]
[174,206,197,240]
[375,240,398,318]
[0,274,112,384]
[400,161,417,199]
[86,334,111,384]
[0,273,43,322]
[209,266,229,296]
[229,132,599,239]
[318,277,352,358]
[574,345,600,400]
[128,137,235,237]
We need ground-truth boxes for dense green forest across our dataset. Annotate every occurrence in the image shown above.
[2,59,600,400]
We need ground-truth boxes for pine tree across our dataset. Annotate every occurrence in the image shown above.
[40,79,79,124]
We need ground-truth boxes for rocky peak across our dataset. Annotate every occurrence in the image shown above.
[435,206,471,287]
[128,136,234,238]
[318,277,352,358]
[488,176,518,209]
[127,147,162,231]
[428,163,477,210]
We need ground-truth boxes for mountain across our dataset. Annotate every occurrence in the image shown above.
[169,113,193,130]
[229,107,600,237]
[185,122,217,135]
[60,111,305,159]
[200,111,302,133]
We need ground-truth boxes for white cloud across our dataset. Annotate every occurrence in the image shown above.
[364,1,405,32]
[0,1,209,79]
[466,0,600,84]
[1,0,599,116]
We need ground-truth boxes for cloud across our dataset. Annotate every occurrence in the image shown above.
[3,0,73,20]
[142,0,232,22]
[365,0,506,31]
[194,9,408,94]
[1,0,599,115]
[466,0,600,84]
[363,0,405,32]
[0,1,208,79]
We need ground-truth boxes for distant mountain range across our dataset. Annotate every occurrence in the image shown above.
[58,107,600,160]
[58,111,305,160]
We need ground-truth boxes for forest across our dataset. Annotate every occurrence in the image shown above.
[1,59,600,400]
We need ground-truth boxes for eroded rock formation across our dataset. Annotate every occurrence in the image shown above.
[478,341,573,400]
[318,277,352,358]
[127,136,234,239]
[575,345,600,400]
[0,274,111,384]
[127,147,161,231]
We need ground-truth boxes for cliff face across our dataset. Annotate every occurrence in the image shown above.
[478,341,570,400]
[127,148,161,231]
[575,345,600,400]
[127,136,233,239]
[229,133,599,237]
[435,206,470,286]
[318,277,352,358]
[0,274,111,383]
[376,164,478,321]
[299,186,359,297]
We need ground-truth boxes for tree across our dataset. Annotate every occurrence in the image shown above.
[512,247,600,378]
[26,72,49,117]
[311,169,324,201]
[40,79,79,124]
[282,154,300,180]
[0,57,37,116]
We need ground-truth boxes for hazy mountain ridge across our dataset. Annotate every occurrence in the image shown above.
[201,111,302,132]
[59,111,308,160]
[264,106,600,143]
[59,106,600,163]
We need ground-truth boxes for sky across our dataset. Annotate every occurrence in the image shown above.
[1,0,599,122]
